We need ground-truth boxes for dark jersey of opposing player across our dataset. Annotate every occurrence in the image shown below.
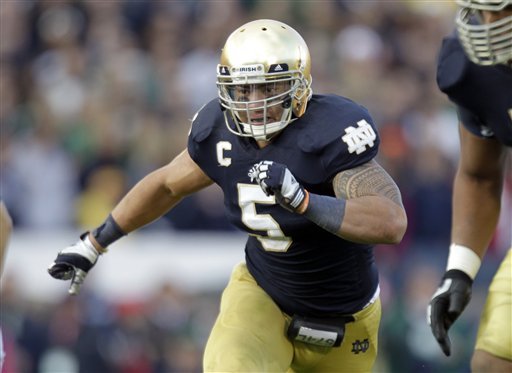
[437,32,512,147]
[188,94,381,317]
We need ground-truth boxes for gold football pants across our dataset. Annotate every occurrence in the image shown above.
[203,262,381,372]
[475,248,512,360]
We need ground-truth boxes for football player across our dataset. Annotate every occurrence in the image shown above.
[48,19,407,372]
[427,1,512,371]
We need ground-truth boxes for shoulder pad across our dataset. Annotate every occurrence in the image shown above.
[189,99,223,143]
[437,32,470,93]
[297,95,378,153]
[296,95,379,174]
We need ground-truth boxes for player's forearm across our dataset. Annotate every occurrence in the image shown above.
[303,193,407,244]
[87,150,213,250]
[451,170,503,259]
[111,167,182,234]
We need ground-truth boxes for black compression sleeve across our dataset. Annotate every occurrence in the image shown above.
[303,193,346,235]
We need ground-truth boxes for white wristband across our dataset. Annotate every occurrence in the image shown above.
[446,243,482,280]
[61,236,100,264]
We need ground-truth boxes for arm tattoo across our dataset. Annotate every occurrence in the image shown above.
[333,160,403,207]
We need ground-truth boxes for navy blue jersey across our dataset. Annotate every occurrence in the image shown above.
[437,32,512,146]
[188,94,381,317]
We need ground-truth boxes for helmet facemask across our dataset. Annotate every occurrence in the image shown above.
[455,0,512,65]
[217,67,310,141]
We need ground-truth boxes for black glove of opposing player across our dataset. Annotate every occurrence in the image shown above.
[249,161,307,213]
[427,269,472,356]
[48,233,100,295]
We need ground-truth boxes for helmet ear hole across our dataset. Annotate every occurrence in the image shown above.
[282,97,292,108]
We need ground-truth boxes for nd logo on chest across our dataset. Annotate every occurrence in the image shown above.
[217,141,232,166]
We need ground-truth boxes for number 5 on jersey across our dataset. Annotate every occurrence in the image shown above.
[238,184,292,252]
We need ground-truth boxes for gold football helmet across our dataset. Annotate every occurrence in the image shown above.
[455,0,512,65]
[217,19,312,141]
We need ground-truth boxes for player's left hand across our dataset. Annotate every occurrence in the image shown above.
[48,233,101,295]
[427,269,473,356]
[249,161,307,213]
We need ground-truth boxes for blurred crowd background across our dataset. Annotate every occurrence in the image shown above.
[1,1,511,372]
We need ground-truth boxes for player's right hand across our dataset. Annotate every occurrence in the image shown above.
[427,269,472,356]
[248,160,307,213]
[48,233,100,295]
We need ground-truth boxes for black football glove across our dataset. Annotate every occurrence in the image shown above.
[427,269,472,356]
[48,232,101,295]
[249,161,306,212]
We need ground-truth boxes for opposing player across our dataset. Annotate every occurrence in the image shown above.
[427,1,512,371]
[48,19,407,372]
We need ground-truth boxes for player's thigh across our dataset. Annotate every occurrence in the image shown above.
[474,249,512,361]
[290,298,381,373]
[203,262,293,372]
